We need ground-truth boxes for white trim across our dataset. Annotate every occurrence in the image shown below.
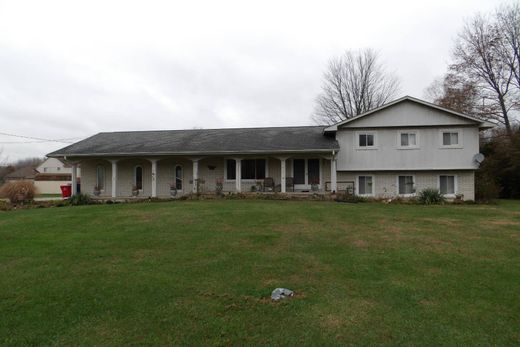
[173,164,184,192]
[439,129,463,149]
[397,130,420,150]
[438,174,458,197]
[49,148,339,158]
[354,131,378,150]
[396,174,416,196]
[356,175,374,196]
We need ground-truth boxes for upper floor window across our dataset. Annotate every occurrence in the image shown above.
[399,131,418,148]
[398,175,415,195]
[441,130,462,148]
[357,132,376,148]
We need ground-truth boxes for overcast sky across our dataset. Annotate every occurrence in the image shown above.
[0,0,500,161]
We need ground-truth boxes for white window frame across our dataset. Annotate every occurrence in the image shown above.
[173,165,183,191]
[397,130,419,149]
[397,175,416,196]
[224,158,269,182]
[439,129,463,149]
[96,165,106,191]
[355,131,377,150]
[357,175,374,196]
[134,165,144,191]
[438,174,458,197]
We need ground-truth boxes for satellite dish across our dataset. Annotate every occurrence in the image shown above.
[473,153,485,164]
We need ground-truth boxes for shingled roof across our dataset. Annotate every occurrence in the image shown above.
[47,126,339,157]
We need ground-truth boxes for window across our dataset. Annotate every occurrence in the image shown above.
[358,133,375,147]
[96,165,105,190]
[134,166,143,190]
[358,176,373,195]
[400,132,417,147]
[226,160,236,180]
[441,130,461,147]
[226,159,266,180]
[440,175,456,195]
[398,175,415,195]
[175,165,183,190]
[241,159,266,180]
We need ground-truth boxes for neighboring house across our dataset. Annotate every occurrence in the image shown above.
[34,158,81,194]
[47,96,493,200]
[5,166,37,183]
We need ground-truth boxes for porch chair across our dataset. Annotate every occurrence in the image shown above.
[263,177,275,192]
[285,177,294,192]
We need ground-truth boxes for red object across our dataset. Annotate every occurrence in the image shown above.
[60,184,72,198]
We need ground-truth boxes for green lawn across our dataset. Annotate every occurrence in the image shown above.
[1,200,519,346]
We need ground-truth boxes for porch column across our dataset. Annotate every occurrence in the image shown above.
[110,160,118,198]
[279,157,288,193]
[330,157,337,193]
[235,158,242,192]
[192,159,199,193]
[150,159,158,198]
[71,163,78,196]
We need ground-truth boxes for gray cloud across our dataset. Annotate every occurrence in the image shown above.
[0,0,499,160]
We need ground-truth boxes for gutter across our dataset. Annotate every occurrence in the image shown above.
[49,147,341,158]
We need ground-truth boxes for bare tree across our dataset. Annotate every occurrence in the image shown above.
[313,49,400,125]
[425,73,481,115]
[496,3,520,91]
[451,13,516,134]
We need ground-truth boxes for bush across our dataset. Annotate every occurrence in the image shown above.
[335,193,366,203]
[0,181,36,203]
[69,193,91,206]
[475,171,499,202]
[417,188,445,205]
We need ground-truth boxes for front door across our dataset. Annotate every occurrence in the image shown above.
[293,158,320,191]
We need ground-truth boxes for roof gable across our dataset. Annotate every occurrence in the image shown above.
[325,96,495,131]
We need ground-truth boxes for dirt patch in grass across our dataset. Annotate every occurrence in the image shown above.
[421,218,462,227]
[487,220,520,226]
[353,239,368,248]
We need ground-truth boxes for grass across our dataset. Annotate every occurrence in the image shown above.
[34,194,62,198]
[1,200,519,346]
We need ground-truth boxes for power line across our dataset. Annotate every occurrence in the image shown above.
[0,132,81,144]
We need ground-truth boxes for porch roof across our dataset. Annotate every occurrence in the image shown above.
[48,126,339,157]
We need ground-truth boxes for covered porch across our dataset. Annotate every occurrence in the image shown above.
[69,153,338,198]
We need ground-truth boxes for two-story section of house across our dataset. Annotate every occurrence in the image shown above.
[324,96,494,200]
[47,96,493,200]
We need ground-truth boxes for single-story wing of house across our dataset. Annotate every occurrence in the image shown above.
[47,96,494,200]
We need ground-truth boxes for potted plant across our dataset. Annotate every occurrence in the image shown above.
[93,185,101,196]
[169,183,177,197]
[215,178,224,196]
[310,179,319,192]
[132,185,140,197]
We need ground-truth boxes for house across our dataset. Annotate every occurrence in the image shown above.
[4,166,37,183]
[47,96,494,200]
[34,158,81,194]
